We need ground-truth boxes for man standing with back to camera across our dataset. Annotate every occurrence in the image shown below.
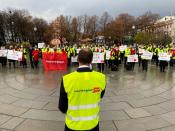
[59,48,106,131]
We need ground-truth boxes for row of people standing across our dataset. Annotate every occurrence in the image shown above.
[0,46,40,69]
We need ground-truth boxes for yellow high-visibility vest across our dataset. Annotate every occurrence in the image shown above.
[124,48,131,57]
[63,71,106,130]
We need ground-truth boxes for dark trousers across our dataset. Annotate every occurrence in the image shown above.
[22,59,27,68]
[98,63,104,72]
[9,60,16,68]
[124,57,127,67]
[120,53,124,62]
[65,124,99,131]
[29,56,34,68]
[33,60,39,68]
[159,61,167,72]
[156,56,159,67]
[131,63,135,70]
[142,59,148,71]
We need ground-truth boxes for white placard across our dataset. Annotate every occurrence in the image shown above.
[139,48,145,54]
[127,55,138,62]
[92,53,104,63]
[7,50,23,61]
[38,43,45,48]
[0,50,8,57]
[141,51,153,60]
[105,51,111,60]
[158,53,171,61]
[71,56,78,63]
[119,45,127,52]
[76,49,81,54]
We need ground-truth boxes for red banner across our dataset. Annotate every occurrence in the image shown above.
[42,51,67,71]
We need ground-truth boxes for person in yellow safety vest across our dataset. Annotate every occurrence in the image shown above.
[124,47,131,67]
[59,48,106,131]
[155,46,160,67]
[159,47,167,72]
[67,47,72,66]
[23,48,27,68]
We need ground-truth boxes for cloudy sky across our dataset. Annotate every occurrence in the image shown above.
[0,0,175,21]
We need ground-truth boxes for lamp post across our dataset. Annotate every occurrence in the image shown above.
[33,27,37,44]
[132,25,136,45]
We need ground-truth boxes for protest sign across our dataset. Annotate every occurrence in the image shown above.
[92,53,104,63]
[139,48,145,54]
[158,53,171,61]
[7,50,22,61]
[119,45,127,52]
[0,50,8,57]
[141,51,153,60]
[76,49,80,54]
[42,52,67,71]
[105,51,111,60]
[38,43,45,48]
[127,55,138,62]
[71,56,78,63]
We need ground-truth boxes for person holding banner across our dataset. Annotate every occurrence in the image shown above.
[8,46,16,68]
[97,46,105,72]
[130,46,136,71]
[32,47,40,68]
[159,47,168,72]
[59,48,106,131]
[124,47,131,68]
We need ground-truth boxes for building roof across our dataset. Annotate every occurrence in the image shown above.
[156,16,175,23]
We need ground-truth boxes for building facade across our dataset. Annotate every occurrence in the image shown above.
[153,16,175,43]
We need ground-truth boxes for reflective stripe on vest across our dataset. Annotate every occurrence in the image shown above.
[67,114,99,121]
[69,103,98,110]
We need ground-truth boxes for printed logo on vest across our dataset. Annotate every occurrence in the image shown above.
[92,87,101,93]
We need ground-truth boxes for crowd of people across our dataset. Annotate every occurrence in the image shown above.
[0,43,175,72]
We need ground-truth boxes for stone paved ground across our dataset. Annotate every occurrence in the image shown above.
[0,64,175,131]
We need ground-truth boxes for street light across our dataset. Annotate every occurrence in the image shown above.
[33,27,37,44]
[132,25,136,30]
[34,27,37,32]
[132,25,136,45]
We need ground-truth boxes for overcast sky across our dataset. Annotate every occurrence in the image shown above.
[0,0,175,21]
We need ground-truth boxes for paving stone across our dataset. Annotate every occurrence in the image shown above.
[22,88,53,96]
[15,119,65,131]
[0,114,11,125]
[21,109,65,121]
[2,88,39,100]
[100,121,117,131]
[152,126,175,131]
[1,117,24,130]
[109,95,135,103]
[140,88,167,97]
[100,110,130,121]
[0,95,18,104]
[5,78,26,90]
[42,102,58,111]
[125,108,151,118]
[0,103,29,116]
[12,100,48,109]
[36,96,58,103]
[158,91,175,99]
[129,96,167,107]
[101,102,132,111]
[161,111,175,124]
[142,105,168,115]
[115,116,171,131]
[157,102,175,112]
